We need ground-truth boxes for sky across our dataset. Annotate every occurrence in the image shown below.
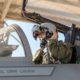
[5,19,65,57]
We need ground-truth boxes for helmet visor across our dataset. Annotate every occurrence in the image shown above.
[33,31,39,40]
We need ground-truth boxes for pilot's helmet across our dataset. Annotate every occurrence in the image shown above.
[41,22,56,32]
[32,24,41,40]
[32,22,56,40]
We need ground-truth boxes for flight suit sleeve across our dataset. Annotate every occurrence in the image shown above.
[48,39,58,60]
[60,42,72,63]
[48,39,72,63]
[33,48,44,64]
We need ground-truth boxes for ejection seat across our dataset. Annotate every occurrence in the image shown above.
[65,24,77,63]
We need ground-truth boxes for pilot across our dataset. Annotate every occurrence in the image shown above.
[32,22,72,64]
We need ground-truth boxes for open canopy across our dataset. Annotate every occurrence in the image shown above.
[0,0,80,28]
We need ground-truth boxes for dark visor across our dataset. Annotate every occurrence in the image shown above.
[33,31,39,40]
